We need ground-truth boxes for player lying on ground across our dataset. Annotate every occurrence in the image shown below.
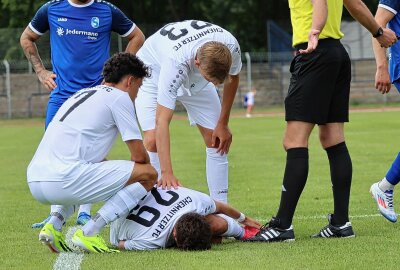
[110,187,261,251]
[27,53,157,253]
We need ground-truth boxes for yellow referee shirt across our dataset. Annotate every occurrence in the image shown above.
[289,0,344,47]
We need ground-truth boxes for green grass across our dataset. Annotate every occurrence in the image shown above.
[1,110,399,269]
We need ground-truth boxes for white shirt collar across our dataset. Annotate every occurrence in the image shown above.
[68,0,94,8]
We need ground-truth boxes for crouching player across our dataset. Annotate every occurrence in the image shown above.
[27,53,157,253]
[110,187,261,251]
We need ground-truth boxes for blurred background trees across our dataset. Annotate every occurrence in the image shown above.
[0,0,379,59]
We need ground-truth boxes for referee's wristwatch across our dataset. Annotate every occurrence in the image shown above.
[373,27,384,38]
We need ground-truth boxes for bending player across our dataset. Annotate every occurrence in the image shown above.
[110,187,261,251]
[135,20,242,204]
[27,53,157,253]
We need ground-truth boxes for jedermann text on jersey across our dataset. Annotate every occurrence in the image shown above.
[151,196,193,238]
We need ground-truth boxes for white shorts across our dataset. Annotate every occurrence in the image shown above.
[28,160,134,205]
[247,100,254,106]
[135,83,221,131]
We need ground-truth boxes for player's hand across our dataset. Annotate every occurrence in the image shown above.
[376,28,397,48]
[241,216,262,229]
[299,29,320,54]
[212,123,232,155]
[158,172,182,190]
[375,67,391,94]
[118,240,126,250]
[37,69,57,91]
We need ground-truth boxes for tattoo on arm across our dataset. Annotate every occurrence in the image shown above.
[20,30,45,73]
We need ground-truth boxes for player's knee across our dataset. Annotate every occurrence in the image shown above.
[148,165,158,183]
[319,133,330,148]
[282,138,292,151]
[283,135,308,150]
[282,141,288,151]
[129,164,158,190]
[144,136,157,152]
[140,165,158,190]
[319,133,344,149]
[319,125,345,148]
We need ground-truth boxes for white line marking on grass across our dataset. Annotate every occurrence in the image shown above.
[53,226,84,270]
[256,213,390,221]
[229,107,400,119]
[296,213,386,220]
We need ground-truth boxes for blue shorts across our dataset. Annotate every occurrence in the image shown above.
[45,97,68,129]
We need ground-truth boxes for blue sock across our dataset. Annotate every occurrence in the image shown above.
[386,153,400,185]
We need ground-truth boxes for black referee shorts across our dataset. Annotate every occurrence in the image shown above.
[285,38,351,125]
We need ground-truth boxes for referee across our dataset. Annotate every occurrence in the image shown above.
[247,0,397,242]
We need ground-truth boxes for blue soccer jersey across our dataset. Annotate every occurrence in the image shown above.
[29,0,135,98]
[379,0,400,83]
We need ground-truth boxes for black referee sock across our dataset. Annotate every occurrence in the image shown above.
[276,147,309,229]
[326,142,352,226]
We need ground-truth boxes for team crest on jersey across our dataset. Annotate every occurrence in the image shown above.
[91,17,100,28]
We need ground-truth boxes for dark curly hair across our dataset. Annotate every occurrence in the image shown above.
[175,213,212,251]
[103,52,150,83]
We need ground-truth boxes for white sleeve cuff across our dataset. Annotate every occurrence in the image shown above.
[120,24,136,37]
[379,4,398,15]
[28,23,45,35]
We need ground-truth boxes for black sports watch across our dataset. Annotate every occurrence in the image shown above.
[373,27,384,38]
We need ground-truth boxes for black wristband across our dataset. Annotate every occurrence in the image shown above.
[373,27,384,38]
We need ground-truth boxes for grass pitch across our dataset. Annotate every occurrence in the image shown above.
[0,109,399,269]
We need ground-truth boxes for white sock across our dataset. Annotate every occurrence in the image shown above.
[148,151,161,181]
[49,205,75,231]
[98,182,147,223]
[78,204,91,216]
[379,177,395,191]
[83,183,147,236]
[206,147,228,202]
[50,205,58,213]
[82,214,107,236]
[218,214,244,238]
[48,216,64,232]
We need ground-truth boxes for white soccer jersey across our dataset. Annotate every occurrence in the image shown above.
[137,20,242,110]
[27,85,142,182]
[109,187,216,250]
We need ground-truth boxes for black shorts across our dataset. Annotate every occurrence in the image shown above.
[285,38,351,125]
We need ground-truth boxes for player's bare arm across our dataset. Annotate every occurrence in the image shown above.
[214,201,261,229]
[155,104,182,190]
[372,7,396,94]
[124,26,145,55]
[213,74,239,154]
[125,139,150,164]
[20,27,57,91]
[299,0,328,54]
[344,0,397,48]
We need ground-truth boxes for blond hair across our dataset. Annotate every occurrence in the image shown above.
[197,41,232,84]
